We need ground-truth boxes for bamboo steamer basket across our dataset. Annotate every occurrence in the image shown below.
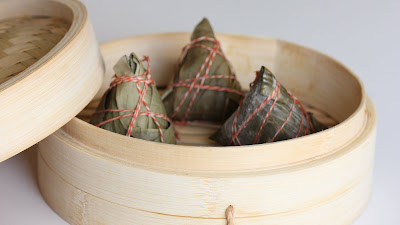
[0,0,103,161]
[37,33,377,225]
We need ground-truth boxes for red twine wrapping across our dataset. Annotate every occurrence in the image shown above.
[230,72,315,146]
[94,57,172,143]
[165,36,245,124]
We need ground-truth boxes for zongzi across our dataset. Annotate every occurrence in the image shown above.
[162,18,244,123]
[90,53,176,144]
[211,66,326,146]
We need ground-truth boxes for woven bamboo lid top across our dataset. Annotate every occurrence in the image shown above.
[0,16,70,84]
[0,0,104,162]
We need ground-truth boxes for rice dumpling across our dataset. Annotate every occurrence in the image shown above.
[211,66,326,146]
[162,18,244,123]
[91,53,176,144]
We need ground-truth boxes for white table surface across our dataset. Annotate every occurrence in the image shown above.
[1,0,399,224]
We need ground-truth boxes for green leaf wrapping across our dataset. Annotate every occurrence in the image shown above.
[162,18,243,122]
[90,53,176,144]
[211,66,326,146]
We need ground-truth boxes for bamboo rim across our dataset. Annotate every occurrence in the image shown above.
[55,97,376,176]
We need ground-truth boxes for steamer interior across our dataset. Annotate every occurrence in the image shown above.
[77,34,362,147]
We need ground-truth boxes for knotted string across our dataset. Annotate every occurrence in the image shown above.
[226,205,235,225]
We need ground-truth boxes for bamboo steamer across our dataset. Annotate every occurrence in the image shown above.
[37,33,377,225]
[0,0,103,161]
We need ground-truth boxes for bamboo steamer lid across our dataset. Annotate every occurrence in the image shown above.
[0,0,104,161]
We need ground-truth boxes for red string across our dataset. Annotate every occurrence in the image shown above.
[165,36,245,124]
[230,72,314,146]
[93,57,172,143]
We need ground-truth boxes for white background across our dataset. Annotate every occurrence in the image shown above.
[1,0,399,224]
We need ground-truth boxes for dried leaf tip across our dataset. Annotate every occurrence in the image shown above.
[113,52,145,78]
[191,17,215,40]
[257,66,276,97]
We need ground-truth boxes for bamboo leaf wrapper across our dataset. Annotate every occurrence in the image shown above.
[91,53,176,144]
[162,18,243,123]
[211,66,326,146]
